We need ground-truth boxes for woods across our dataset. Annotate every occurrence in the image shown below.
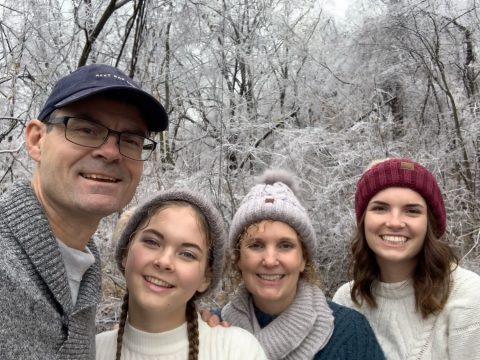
[0,0,479,329]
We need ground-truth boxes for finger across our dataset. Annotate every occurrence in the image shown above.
[207,316,220,327]
[200,309,211,322]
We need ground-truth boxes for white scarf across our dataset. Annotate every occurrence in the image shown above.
[222,280,334,360]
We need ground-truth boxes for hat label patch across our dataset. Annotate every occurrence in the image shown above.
[400,162,415,170]
[265,197,275,204]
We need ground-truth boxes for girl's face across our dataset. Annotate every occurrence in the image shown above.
[237,220,306,315]
[123,206,210,332]
[364,187,428,281]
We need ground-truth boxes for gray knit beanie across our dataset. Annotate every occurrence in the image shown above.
[115,189,226,299]
[229,169,317,260]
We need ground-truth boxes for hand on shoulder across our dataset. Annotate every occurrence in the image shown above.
[200,308,230,328]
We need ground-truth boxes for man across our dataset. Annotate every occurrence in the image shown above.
[0,64,168,359]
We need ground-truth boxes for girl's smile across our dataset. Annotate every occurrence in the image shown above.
[123,206,210,332]
[143,275,175,291]
[364,187,428,282]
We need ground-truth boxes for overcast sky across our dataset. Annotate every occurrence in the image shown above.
[324,0,350,19]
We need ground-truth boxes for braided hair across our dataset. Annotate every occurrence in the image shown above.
[115,291,129,360]
[186,298,200,360]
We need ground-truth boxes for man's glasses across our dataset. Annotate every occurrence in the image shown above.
[47,116,156,161]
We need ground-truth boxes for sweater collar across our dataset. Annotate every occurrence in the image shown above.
[123,320,188,355]
[222,280,334,359]
[0,180,101,314]
[373,279,414,299]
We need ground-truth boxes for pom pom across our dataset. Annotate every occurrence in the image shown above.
[260,169,299,195]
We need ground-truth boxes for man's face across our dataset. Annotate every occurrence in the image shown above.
[27,96,147,220]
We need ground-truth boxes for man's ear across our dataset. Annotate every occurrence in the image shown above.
[25,120,47,162]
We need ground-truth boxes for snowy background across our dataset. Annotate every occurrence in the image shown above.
[0,0,478,330]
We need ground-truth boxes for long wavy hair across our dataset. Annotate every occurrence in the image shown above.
[349,209,458,318]
[115,201,212,360]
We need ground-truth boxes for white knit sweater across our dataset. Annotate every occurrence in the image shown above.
[333,266,480,360]
[96,313,267,360]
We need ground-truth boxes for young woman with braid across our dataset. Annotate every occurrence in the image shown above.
[95,189,267,360]
[333,158,480,359]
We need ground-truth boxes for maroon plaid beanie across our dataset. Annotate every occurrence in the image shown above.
[355,158,446,237]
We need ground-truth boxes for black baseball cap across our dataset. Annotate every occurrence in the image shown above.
[37,64,168,132]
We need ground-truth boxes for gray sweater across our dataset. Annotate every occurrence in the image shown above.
[0,181,101,359]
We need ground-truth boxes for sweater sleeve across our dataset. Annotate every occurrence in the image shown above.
[332,282,355,307]
[198,319,267,359]
[224,327,268,360]
[317,302,385,360]
[210,307,223,320]
[95,329,117,360]
[446,267,480,360]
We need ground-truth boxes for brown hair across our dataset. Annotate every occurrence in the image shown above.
[115,201,212,360]
[115,291,129,360]
[349,209,458,318]
[224,220,321,295]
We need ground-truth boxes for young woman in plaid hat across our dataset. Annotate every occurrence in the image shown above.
[333,158,480,360]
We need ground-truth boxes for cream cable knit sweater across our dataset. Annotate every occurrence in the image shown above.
[333,266,480,360]
[96,313,267,360]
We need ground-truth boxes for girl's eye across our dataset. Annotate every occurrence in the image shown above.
[142,238,159,247]
[370,205,387,212]
[179,251,198,261]
[406,208,422,215]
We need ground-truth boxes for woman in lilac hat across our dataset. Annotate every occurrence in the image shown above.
[215,169,384,360]
[333,158,480,360]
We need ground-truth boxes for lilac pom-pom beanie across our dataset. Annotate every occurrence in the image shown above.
[229,169,317,260]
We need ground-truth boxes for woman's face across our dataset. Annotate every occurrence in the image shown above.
[237,220,306,315]
[123,206,210,332]
[364,187,428,281]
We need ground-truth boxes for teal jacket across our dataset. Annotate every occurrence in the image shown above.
[255,301,384,359]
[213,300,385,359]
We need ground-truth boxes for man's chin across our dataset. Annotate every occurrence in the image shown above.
[77,198,125,217]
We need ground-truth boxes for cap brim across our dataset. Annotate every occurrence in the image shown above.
[56,86,168,132]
